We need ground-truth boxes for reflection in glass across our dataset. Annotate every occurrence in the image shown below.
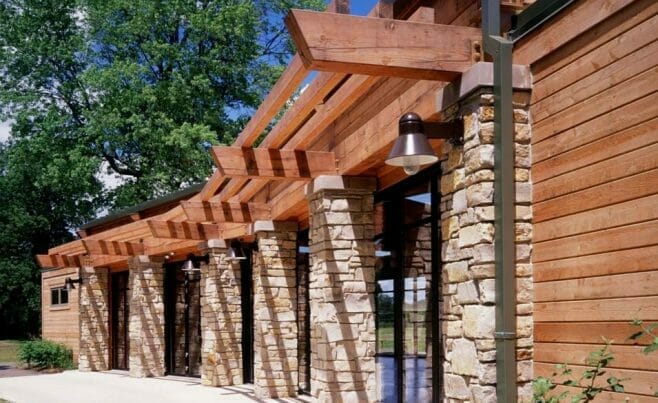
[375,174,438,403]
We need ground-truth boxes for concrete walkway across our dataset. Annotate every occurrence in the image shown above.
[0,370,312,403]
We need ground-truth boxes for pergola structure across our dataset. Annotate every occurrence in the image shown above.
[38,0,526,272]
[38,0,539,401]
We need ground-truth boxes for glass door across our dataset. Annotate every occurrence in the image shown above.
[375,168,440,402]
[111,271,129,370]
[165,263,202,377]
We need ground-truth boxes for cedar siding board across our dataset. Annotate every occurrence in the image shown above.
[41,267,80,362]
[523,0,658,399]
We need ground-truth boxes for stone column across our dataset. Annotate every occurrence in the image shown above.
[78,257,110,371]
[128,255,165,377]
[305,175,377,403]
[252,221,299,399]
[199,239,243,386]
[439,87,533,402]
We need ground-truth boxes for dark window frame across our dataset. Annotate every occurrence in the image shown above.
[50,287,69,306]
[374,164,443,403]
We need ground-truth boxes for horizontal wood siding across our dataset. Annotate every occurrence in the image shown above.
[41,268,80,362]
[524,0,658,399]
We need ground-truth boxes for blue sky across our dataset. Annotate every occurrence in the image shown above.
[346,0,380,16]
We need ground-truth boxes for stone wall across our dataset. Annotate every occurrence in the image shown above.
[252,221,299,399]
[439,89,533,402]
[200,240,243,386]
[128,255,166,377]
[306,176,377,403]
[78,258,109,371]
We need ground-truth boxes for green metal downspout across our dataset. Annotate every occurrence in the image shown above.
[482,1,517,402]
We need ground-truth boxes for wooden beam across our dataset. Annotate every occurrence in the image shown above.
[212,147,337,180]
[181,201,270,223]
[37,254,58,268]
[147,220,222,241]
[286,10,481,80]
[82,239,145,256]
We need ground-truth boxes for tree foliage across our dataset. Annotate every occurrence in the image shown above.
[0,0,322,337]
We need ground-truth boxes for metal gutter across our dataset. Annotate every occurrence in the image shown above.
[482,1,517,402]
[80,182,205,230]
[508,0,577,41]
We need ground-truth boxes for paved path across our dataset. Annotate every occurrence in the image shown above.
[0,370,311,403]
[0,363,39,379]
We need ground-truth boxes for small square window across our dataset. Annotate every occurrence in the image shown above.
[51,287,68,306]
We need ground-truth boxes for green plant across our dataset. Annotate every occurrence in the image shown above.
[17,339,73,370]
[629,319,658,397]
[629,319,658,355]
[532,339,625,403]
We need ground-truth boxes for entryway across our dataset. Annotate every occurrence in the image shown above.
[164,261,201,377]
[375,167,441,402]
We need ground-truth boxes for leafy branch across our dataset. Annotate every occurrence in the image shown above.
[628,319,658,355]
[532,339,626,403]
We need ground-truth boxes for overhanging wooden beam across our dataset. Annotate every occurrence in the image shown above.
[212,147,337,180]
[147,220,223,241]
[36,254,81,268]
[285,10,482,80]
[82,239,145,256]
[181,201,270,223]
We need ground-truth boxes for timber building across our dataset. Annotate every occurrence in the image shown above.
[39,0,658,401]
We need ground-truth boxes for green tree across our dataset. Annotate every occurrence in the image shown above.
[0,0,322,337]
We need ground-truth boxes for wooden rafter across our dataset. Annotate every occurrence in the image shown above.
[147,220,223,240]
[181,201,270,223]
[212,147,337,180]
[82,239,145,256]
[285,10,481,80]
[36,254,81,269]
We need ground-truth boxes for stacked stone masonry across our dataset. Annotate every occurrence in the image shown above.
[253,222,299,399]
[128,255,166,377]
[78,257,110,371]
[200,241,243,386]
[440,90,533,402]
[306,177,378,403]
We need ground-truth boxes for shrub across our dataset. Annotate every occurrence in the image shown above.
[17,339,74,370]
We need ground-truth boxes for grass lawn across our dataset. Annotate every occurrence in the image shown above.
[0,340,21,363]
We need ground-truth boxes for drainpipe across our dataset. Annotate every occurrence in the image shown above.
[481,1,517,402]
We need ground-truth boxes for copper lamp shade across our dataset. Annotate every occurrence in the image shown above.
[385,112,438,175]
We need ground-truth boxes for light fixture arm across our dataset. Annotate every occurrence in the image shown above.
[64,276,82,290]
[423,119,463,145]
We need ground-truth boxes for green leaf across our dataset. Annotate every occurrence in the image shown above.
[643,342,658,354]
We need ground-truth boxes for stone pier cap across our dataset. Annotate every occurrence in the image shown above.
[305,175,377,196]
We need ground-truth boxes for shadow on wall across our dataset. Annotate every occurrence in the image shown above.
[200,250,242,387]
[79,266,110,371]
[254,228,298,399]
[308,189,377,402]
[129,260,165,377]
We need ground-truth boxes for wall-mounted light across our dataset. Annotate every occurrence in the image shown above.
[64,277,82,291]
[227,241,247,262]
[182,253,209,272]
[385,112,462,175]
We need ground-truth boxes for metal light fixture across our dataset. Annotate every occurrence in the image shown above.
[182,253,208,272]
[64,277,82,291]
[385,112,462,175]
[227,241,247,261]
